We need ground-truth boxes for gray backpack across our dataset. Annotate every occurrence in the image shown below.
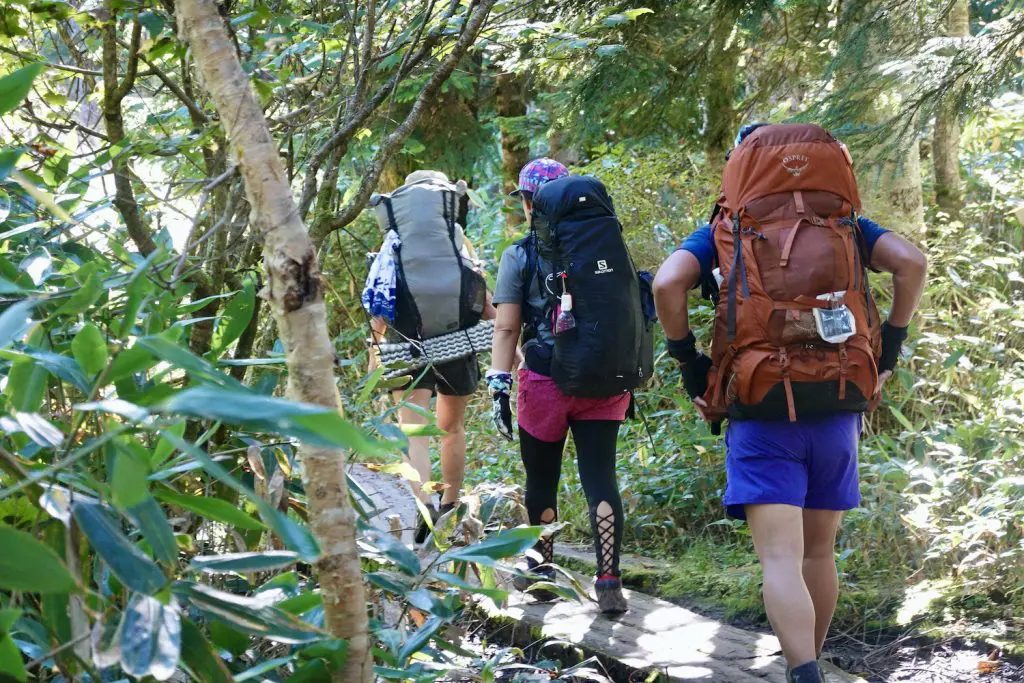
[370,171,486,340]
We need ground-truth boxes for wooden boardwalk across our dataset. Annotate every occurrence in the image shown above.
[348,467,862,681]
[496,580,862,682]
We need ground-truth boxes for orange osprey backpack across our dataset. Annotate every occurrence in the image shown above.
[704,123,882,422]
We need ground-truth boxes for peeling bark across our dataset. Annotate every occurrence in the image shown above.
[175,0,372,679]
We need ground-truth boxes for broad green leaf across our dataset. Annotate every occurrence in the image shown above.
[127,497,178,566]
[208,619,250,657]
[234,656,295,681]
[107,344,157,383]
[161,386,389,455]
[119,594,181,681]
[154,488,265,532]
[72,501,166,594]
[0,63,44,117]
[398,616,443,666]
[71,323,108,376]
[438,526,542,567]
[180,618,233,683]
[399,423,446,437]
[75,398,150,422]
[210,278,256,358]
[137,335,245,390]
[362,529,420,576]
[113,447,150,509]
[19,348,90,393]
[117,266,155,337]
[3,359,46,412]
[0,147,24,181]
[54,270,103,316]
[0,411,63,447]
[0,299,34,349]
[0,634,26,682]
[277,592,323,616]
[0,525,75,593]
[172,582,324,644]
[189,551,298,574]
[152,422,185,466]
[0,608,21,632]
[889,405,915,431]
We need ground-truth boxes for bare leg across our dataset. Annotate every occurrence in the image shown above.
[802,509,843,656]
[393,388,433,504]
[435,393,471,506]
[746,503,817,667]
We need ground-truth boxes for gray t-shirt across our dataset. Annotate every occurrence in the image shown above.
[492,242,555,348]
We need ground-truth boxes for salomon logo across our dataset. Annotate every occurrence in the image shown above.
[782,154,809,176]
[594,259,614,275]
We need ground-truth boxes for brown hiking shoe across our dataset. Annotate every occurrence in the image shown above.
[595,575,627,615]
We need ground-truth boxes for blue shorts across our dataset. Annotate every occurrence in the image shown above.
[723,413,862,520]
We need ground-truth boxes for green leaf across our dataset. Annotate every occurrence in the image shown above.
[72,501,166,594]
[888,405,915,431]
[119,593,181,680]
[137,334,244,390]
[0,525,76,593]
[0,634,26,682]
[154,488,265,532]
[0,299,34,349]
[54,270,103,316]
[438,526,542,567]
[180,618,233,683]
[277,591,322,616]
[4,358,46,412]
[173,582,324,644]
[127,497,178,566]
[297,639,347,669]
[113,447,150,509]
[152,422,185,466]
[18,348,90,393]
[71,323,108,376]
[0,63,44,117]
[208,619,250,657]
[0,148,23,181]
[210,278,256,358]
[161,386,389,455]
[157,433,319,560]
[189,551,298,575]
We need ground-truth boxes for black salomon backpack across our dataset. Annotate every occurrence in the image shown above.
[530,175,654,398]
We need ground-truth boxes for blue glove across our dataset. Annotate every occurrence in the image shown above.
[485,369,514,441]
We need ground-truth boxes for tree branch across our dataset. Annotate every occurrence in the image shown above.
[313,0,498,243]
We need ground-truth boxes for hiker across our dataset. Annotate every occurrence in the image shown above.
[364,170,495,543]
[653,123,926,682]
[488,158,654,614]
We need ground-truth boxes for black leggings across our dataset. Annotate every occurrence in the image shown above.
[519,420,623,577]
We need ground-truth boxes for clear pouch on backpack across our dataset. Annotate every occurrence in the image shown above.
[812,290,856,344]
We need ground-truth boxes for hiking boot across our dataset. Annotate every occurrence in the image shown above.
[595,574,627,615]
[413,504,439,545]
[414,501,456,545]
[512,563,558,602]
[786,661,826,683]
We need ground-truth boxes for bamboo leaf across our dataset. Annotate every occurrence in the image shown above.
[0,525,75,593]
[72,501,166,595]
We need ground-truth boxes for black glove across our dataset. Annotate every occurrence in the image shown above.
[485,370,514,441]
[666,333,713,399]
[878,322,908,375]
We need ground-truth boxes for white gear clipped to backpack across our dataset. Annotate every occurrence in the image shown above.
[812,291,856,344]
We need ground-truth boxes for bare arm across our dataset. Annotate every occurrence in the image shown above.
[869,232,928,327]
[490,303,522,373]
[653,249,703,340]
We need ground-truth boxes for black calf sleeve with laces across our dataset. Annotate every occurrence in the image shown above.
[569,420,623,577]
[518,421,623,577]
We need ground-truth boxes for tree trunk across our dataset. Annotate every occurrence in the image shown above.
[932,0,969,218]
[496,71,529,228]
[175,1,372,680]
[703,6,739,178]
[842,5,925,237]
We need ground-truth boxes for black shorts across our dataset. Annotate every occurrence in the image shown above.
[396,355,480,397]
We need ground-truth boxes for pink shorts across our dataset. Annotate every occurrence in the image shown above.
[517,368,630,443]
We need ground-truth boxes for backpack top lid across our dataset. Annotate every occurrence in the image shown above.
[532,175,615,224]
[369,171,467,232]
[720,123,861,214]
